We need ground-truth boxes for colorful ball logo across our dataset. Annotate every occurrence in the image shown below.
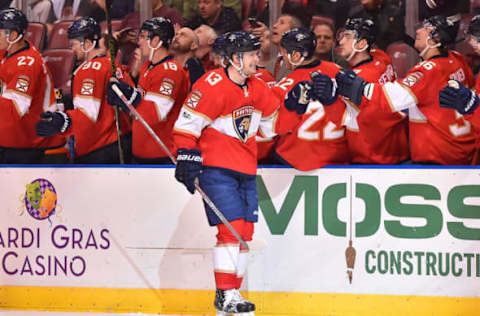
[24,178,57,220]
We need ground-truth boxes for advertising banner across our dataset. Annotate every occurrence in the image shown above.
[0,166,478,315]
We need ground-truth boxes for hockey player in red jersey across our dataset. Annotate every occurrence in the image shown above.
[0,8,64,163]
[36,17,132,163]
[439,15,480,131]
[317,18,408,164]
[108,17,189,164]
[172,31,306,315]
[334,16,476,165]
[273,27,350,171]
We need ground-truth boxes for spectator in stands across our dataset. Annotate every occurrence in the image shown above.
[187,0,242,35]
[75,0,135,23]
[312,20,349,68]
[153,0,184,28]
[194,24,217,71]
[172,27,205,86]
[166,0,241,23]
[251,4,311,80]
[25,0,55,24]
[348,0,406,50]
[419,0,470,20]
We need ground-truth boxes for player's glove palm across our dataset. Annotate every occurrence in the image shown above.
[285,81,312,114]
[175,148,203,194]
[311,72,338,105]
[35,111,71,137]
[107,79,141,113]
[439,80,479,115]
[335,69,368,105]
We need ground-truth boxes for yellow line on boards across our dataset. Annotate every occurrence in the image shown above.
[0,286,479,316]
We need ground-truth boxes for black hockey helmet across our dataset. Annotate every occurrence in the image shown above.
[0,8,28,34]
[140,17,174,47]
[423,15,458,47]
[467,15,480,40]
[223,31,260,58]
[67,17,100,41]
[344,17,376,47]
[212,33,227,56]
[280,27,316,59]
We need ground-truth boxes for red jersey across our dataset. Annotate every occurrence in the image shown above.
[365,51,476,165]
[253,67,277,161]
[351,49,409,163]
[465,77,480,129]
[174,68,293,175]
[0,41,64,149]
[134,56,189,159]
[274,60,350,171]
[65,55,131,157]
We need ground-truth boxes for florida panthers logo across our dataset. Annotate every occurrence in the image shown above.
[233,105,254,143]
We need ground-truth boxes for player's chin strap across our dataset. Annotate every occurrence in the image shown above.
[287,52,305,67]
[229,52,249,78]
[80,39,97,61]
[419,37,441,58]
[147,39,163,61]
[6,30,23,51]
[346,39,368,62]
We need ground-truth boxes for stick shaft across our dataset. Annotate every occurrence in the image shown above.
[111,85,249,250]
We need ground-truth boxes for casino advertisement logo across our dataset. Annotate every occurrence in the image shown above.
[21,178,62,223]
[2,178,112,278]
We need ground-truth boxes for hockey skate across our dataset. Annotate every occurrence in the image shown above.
[214,288,255,316]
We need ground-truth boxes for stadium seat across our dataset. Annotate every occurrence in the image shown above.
[100,20,123,34]
[48,20,74,49]
[42,49,75,93]
[25,22,46,51]
[242,0,252,21]
[386,41,419,78]
[256,0,266,15]
[311,15,335,28]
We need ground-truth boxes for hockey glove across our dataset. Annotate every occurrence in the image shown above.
[335,69,368,105]
[107,79,141,113]
[311,71,338,105]
[285,81,312,114]
[439,80,479,115]
[35,111,71,137]
[175,148,203,194]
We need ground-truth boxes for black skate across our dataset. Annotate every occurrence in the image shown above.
[214,288,255,316]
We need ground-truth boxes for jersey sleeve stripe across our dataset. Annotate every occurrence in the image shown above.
[145,92,175,121]
[382,81,417,112]
[3,90,32,117]
[73,95,101,122]
[258,109,279,139]
[174,107,211,137]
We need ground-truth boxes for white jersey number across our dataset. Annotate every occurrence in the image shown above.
[17,56,35,66]
[298,102,345,140]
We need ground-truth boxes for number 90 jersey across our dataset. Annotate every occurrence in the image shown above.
[174,68,287,175]
[273,60,350,171]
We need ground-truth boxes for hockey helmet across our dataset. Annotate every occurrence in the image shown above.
[423,15,458,47]
[212,33,227,57]
[68,17,101,41]
[343,18,376,47]
[140,17,174,47]
[467,15,480,40]
[223,31,260,58]
[0,8,28,34]
[280,27,316,59]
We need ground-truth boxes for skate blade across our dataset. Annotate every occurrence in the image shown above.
[216,312,254,316]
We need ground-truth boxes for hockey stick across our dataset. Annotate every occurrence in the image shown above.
[105,0,125,164]
[111,85,249,250]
